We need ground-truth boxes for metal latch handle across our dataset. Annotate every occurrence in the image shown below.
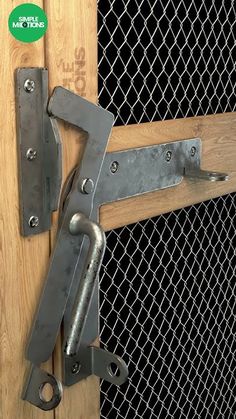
[65,213,106,356]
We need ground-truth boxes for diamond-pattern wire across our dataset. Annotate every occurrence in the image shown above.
[98,0,236,417]
[98,0,236,126]
[100,195,236,418]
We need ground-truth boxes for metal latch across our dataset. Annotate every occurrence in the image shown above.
[16,68,229,411]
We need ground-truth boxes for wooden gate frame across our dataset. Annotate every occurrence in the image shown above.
[0,1,235,418]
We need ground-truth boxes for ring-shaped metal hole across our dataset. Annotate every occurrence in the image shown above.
[108,362,121,378]
[39,382,54,403]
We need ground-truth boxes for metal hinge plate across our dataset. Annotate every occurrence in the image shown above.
[16,68,62,236]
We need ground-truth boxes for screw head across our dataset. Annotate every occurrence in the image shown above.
[191,146,197,157]
[26,148,37,161]
[71,362,81,375]
[28,216,39,228]
[24,79,35,93]
[80,178,94,195]
[165,150,172,162]
[110,161,119,174]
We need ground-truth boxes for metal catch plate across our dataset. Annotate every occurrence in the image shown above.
[96,138,201,206]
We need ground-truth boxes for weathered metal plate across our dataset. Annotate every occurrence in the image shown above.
[15,68,62,236]
[96,138,201,206]
[26,87,114,366]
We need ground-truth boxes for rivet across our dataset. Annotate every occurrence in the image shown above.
[80,178,94,195]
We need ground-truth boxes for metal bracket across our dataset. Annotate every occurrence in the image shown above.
[64,346,129,387]
[22,366,63,411]
[15,68,62,236]
[20,70,229,411]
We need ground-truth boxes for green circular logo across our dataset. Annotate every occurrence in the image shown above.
[8,3,48,43]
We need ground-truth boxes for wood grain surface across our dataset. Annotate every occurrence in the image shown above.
[44,1,99,419]
[0,1,53,419]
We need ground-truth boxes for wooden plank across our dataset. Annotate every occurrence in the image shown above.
[0,1,53,419]
[100,112,236,231]
[44,1,99,419]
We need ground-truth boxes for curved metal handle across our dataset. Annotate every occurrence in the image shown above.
[64,213,106,356]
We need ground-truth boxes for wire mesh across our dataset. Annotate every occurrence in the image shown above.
[100,195,236,418]
[98,1,236,418]
[98,0,236,126]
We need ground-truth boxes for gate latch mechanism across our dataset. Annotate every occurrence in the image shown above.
[16,68,229,411]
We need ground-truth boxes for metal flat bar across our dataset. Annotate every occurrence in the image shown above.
[96,138,201,206]
[48,87,114,205]
[15,68,62,236]
[49,87,115,352]
[46,118,63,212]
[26,90,114,365]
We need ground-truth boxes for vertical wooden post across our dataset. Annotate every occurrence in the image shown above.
[0,1,53,418]
[44,1,99,418]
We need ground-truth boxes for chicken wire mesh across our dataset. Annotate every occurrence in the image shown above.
[98,0,236,126]
[98,0,236,418]
[100,195,236,418]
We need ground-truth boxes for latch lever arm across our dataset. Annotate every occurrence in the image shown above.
[64,213,106,357]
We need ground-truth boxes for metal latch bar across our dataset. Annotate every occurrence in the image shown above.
[18,72,229,411]
[26,88,114,366]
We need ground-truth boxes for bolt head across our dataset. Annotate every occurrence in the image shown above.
[191,146,197,157]
[165,151,172,162]
[71,362,81,375]
[26,148,37,161]
[80,178,94,194]
[110,161,119,174]
[24,79,35,93]
[28,216,39,228]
